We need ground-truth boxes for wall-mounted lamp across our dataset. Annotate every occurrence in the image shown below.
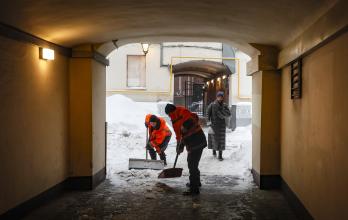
[206,81,210,86]
[141,43,149,55]
[39,48,55,60]
[217,77,221,81]
[222,75,227,79]
[112,40,119,49]
[211,79,214,84]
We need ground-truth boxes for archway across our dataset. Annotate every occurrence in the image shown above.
[103,41,253,193]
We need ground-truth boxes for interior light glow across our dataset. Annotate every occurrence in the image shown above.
[39,48,55,60]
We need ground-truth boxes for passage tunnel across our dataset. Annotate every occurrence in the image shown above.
[0,0,347,219]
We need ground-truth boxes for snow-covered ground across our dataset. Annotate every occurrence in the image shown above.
[106,95,252,191]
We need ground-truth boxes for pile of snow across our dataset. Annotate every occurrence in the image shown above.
[106,94,161,133]
[106,95,176,184]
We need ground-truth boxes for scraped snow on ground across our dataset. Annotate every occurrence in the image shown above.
[106,94,252,190]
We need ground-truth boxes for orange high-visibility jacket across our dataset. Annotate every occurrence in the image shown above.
[145,114,153,135]
[168,106,199,141]
[149,117,172,153]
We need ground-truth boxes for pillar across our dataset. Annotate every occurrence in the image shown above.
[68,44,108,189]
[248,44,281,189]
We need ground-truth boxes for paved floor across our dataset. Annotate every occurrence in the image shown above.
[23,174,298,220]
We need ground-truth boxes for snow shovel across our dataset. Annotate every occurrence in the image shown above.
[128,128,164,170]
[158,153,183,178]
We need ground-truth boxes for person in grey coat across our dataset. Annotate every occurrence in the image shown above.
[207,91,231,161]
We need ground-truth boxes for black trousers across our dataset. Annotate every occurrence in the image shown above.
[187,147,204,190]
[147,135,171,160]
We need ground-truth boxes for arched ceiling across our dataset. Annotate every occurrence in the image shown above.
[0,0,338,54]
[172,60,232,79]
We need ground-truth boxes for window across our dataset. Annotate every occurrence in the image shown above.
[127,55,146,88]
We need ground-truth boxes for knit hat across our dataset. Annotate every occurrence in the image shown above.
[165,104,176,115]
[149,115,158,123]
[216,91,224,97]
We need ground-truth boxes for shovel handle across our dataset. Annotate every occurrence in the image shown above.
[146,127,149,160]
[173,153,179,168]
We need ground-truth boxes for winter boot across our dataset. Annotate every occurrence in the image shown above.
[213,150,217,157]
[218,151,223,161]
[182,188,200,196]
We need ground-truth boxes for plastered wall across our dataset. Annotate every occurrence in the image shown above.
[230,50,252,104]
[69,58,93,176]
[92,60,106,174]
[106,44,171,102]
[252,72,262,173]
[281,32,348,220]
[69,57,106,177]
[252,70,281,175]
[260,71,280,174]
[0,36,69,214]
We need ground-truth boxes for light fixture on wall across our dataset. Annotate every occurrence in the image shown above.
[217,77,221,81]
[112,40,119,49]
[206,81,210,86]
[222,75,227,79]
[211,79,214,84]
[141,43,149,55]
[39,47,55,60]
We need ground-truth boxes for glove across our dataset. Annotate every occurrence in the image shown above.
[176,142,184,154]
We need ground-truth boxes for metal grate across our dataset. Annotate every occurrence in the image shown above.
[185,81,205,116]
[291,58,302,99]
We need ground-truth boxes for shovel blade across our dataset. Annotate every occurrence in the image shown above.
[158,168,183,178]
[128,158,164,170]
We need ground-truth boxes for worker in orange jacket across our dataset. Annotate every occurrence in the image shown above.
[145,114,154,136]
[144,114,172,165]
[165,104,207,196]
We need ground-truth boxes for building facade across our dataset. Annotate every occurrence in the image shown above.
[106,42,251,104]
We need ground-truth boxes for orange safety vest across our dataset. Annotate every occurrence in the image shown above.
[149,117,172,153]
[168,106,200,141]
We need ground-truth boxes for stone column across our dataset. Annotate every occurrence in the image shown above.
[68,44,108,189]
[248,44,281,189]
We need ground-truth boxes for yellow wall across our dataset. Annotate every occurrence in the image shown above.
[0,36,69,214]
[92,61,106,174]
[252,72,262,173]
[261,71,280,174]
[250,44,280,176]
[69,57,106,177]
[252,70,281,175]
[69,58,93,176]
[281,32,348,220]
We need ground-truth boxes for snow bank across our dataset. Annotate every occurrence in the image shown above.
[106,94,160,133]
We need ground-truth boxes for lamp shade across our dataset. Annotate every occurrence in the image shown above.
[141,43,149,55]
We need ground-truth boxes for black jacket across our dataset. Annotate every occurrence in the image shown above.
[182,118,207,152]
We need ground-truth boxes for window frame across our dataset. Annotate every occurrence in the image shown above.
[126,54,147,89]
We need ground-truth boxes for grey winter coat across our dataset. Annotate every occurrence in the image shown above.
[207,100,231,151]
